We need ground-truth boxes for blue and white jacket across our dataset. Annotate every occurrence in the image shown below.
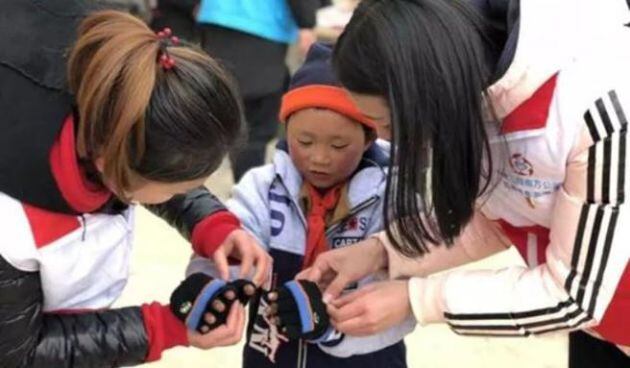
[189,140,414,368]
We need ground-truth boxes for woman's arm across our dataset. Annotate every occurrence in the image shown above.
[145,187,240,257]
[299,210,509,300]
[403,93,630,337]
[0,255,155,368]
[379,210,510,279]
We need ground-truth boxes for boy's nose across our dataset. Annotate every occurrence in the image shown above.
[310,147,331,166]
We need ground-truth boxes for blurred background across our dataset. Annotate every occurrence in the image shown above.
[108,0,568,366]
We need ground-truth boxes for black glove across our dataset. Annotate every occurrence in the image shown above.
[265,280,333,341]
[170,273,257,333]
[231,278,257,306]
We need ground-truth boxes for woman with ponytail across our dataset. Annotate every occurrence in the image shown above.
[0,3,271,367]
[300,0,630,366]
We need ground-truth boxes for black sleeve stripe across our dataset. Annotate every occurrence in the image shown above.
[609,90,628,128]
[585,110,600,142]
[448,307,583,331]
[587,144,597,203]
[443,91,628,336]
[619,133,627,203]
[585,90,628,144]
[564,205,589,291]
[445,300,574,321]
[602,139,612,204]
[587,209,620,316]
[451,314,592,337]
[574,206,605,305]
[596,98,615,135]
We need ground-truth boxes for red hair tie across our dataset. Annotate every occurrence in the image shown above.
[156,27,180,70]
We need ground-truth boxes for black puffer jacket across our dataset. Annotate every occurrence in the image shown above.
[0,1,230,366]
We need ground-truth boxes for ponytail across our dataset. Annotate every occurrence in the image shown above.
[68,11,243,199]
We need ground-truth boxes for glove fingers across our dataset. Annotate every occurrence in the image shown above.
[281,323,304,340]
[170,275,228,333]
[230,279,257,305]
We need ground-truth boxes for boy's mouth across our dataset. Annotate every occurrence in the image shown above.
[309,170,331,178]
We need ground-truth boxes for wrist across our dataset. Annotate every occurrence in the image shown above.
[191,211,241,257]
[368,235,389,273]
[141,303,189,362]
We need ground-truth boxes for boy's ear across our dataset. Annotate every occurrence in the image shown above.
[364,128,377,151]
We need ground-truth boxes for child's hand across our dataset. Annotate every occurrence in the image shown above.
[170,273,257,334]
[213,229,273,287]
[264,280,333,341]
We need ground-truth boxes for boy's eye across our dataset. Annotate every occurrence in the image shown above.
[332,144,348,150]
[298,140,313,146]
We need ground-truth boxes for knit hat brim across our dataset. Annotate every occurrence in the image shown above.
[279,85,377,131]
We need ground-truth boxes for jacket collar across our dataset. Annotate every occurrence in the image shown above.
[272,140,389,207]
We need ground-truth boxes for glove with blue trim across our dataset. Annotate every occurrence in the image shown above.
[170,273,256,333]
[265,280,334,342]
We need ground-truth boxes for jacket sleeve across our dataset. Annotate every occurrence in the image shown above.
[286,0,319,29]
[407,91,630,339]
[145,186,241,257]
[226,165,275,249]
[379,210,511,280]
[0,255,148,368]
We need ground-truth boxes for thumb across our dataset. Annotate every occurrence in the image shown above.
[212,249,230,281]
[295,266,321,282]
[323,274,350,304]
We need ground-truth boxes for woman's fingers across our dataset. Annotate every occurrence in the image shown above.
[322,274,352,303]
[334,315,375,336]
[243,283,257,296]
[328,299,365,324]
[238,244,254,281]
[224,289,236,301]
[251,251,273,287]
[211,249,230,281]
[330,284,375,308]
[204,312,216,326]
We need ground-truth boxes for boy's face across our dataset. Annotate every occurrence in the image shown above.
[287,108,372,190]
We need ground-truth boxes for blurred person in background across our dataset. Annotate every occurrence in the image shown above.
[196,0,322,181]
[150,0,200,43]
[0,3,271,366]
[316,0,361,43]
[100,0,152,21]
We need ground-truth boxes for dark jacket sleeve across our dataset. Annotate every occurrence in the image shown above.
[157,0,199,14]
[0,255,148,368]
[287,0,319,29]
[145,186,228,241]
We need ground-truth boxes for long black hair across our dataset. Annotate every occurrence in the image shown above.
[334,0,504,256]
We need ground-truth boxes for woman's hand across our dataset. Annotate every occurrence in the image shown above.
[213,229,272,287]
[327,280,412,336]
[187,302,246,349]
[296,237,388,302]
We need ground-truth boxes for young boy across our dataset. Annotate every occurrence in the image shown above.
[188,43,413,367]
